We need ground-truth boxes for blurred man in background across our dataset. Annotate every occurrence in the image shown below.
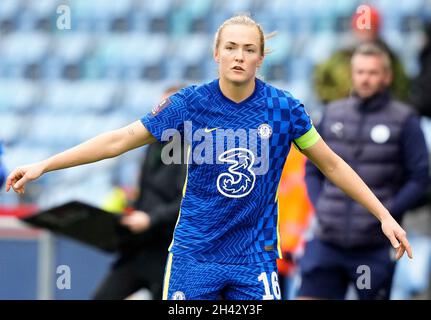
[0,142,6,189]
[298,43,429,300]
[92,86,186,300]
[410,22,431,118]
[314,5,409,104]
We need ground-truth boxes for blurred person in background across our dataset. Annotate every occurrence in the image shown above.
[0,142,6,189]
[276,148,314,299]
[314,5,409,104]
[92,86,186,300]
[298,43,429,300]
[410,21,431,118]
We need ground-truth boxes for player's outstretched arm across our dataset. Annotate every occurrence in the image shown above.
[301,138,413,260]
[6,121,156,194]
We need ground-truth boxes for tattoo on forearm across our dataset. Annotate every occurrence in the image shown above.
[128,127,135,136]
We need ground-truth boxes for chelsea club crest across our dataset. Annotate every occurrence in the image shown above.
[257,123,272,139]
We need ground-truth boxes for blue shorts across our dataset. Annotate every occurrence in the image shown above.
[162,253,281,300]
[297,239,396,300]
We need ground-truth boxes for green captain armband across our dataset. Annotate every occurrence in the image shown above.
[293,125,320,150]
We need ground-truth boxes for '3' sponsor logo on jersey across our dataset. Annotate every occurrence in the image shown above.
[216,148,256,198]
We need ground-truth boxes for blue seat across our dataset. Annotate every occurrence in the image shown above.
[222,0,252,15]
[136,0,173,32]
[381,29,404,56]
[121,81,167,116]
[305,33,337,64]
[17,0,58,30]
[24,0,58,18]
[73,81,118,113]
[185,0,212,19]
[0,32,50,78]
[42,33,90,79]
[88,33,168,79]
[72,0,132,32]
[0,114,23,144]
[140,0,174,19]
[264,32,291,64]
[129,9,151,32]
[42,81,81,113]
[0,0,21,20]
[84,35,125,79]
[99,112,133,131]
[72,0,118,30]
[169,34,211,79]
[0,80,36,113]
[332,0,359,17]
[52,33,90,64]
[25,115,70,147]
[2,146,53,169]
[175,0,213,33]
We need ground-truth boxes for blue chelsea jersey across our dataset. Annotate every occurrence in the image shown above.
[141,78,319,264]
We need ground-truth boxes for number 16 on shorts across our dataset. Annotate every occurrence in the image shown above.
[258,271,281,300]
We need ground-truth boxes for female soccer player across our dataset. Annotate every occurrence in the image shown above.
[6,15,412,300]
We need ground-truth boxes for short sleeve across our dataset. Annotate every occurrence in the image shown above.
[140,89,189,142]
[290,99,320,150]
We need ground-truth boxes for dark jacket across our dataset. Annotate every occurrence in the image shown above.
[119,142,186,256]
[306,91,429,248]
[0,143,5,188]
[410,22,431,118]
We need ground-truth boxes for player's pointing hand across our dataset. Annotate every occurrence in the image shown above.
[381,215,413,260]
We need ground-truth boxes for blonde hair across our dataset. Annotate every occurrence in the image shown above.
[214,14,267,56]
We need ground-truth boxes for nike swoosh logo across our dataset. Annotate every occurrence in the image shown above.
[204,127,218,133]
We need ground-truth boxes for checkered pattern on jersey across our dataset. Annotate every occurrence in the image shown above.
[141,79,313,264]
[252,85,312,262]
